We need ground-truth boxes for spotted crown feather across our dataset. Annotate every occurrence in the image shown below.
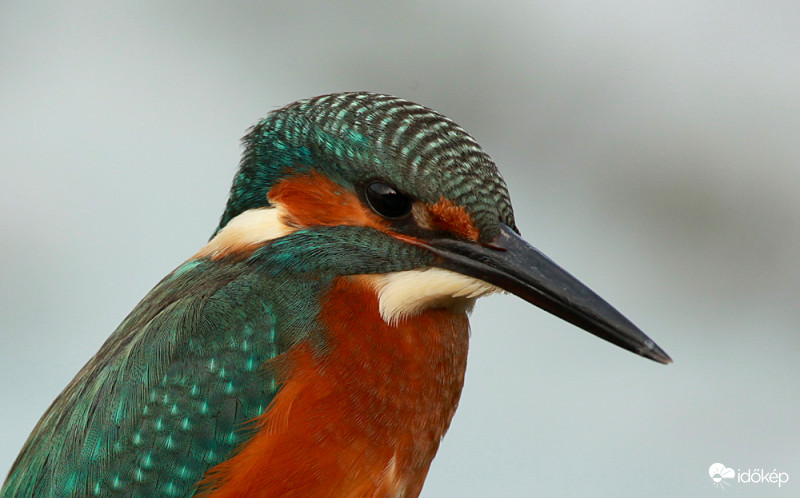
[218,92,516,241]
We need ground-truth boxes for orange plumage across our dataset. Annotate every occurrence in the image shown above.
[428,196,480,241]
[1,92,670,498]
[199,277,469,497]
[197,172,475,496]
[269,172,389,233]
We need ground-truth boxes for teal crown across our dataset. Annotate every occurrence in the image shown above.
[217,92,516,241]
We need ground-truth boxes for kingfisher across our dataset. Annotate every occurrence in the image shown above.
[2,92,670,497]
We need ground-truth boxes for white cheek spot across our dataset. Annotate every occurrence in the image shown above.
[194,206,295,259]
[365,268,503,325]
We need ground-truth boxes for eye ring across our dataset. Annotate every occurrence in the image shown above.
[365,182,412,219]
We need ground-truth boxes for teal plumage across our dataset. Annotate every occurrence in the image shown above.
[219,92,515,239]
[2,222,433,496]
[3,92,670,497]
[4,93,461,497]
[4,259,283,496]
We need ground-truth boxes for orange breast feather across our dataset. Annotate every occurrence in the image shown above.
[199,277,470,497]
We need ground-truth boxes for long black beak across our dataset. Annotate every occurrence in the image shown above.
[426,223,671,364]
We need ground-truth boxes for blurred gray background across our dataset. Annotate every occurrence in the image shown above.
[2,2,798,496]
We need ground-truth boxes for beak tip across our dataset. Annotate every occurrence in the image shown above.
[640,340,673,365]
[427,223,674,366]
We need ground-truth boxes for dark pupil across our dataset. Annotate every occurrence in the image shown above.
[366,182,411,219]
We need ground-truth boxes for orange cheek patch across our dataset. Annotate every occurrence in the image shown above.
[268,172,388,232]
[427,196,480,241]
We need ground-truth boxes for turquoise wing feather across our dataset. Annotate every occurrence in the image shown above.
[1,259,289,497]
[2,226,422,497]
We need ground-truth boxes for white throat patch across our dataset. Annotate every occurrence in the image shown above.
[365,268,502,325]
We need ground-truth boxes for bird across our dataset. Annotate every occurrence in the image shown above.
[1,92,670,497]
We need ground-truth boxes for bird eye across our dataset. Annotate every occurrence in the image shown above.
[365,182,412,219]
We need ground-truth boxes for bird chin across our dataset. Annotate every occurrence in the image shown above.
[363,268,503,326]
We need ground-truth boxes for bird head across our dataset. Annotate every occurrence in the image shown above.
[204,92,670,364]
